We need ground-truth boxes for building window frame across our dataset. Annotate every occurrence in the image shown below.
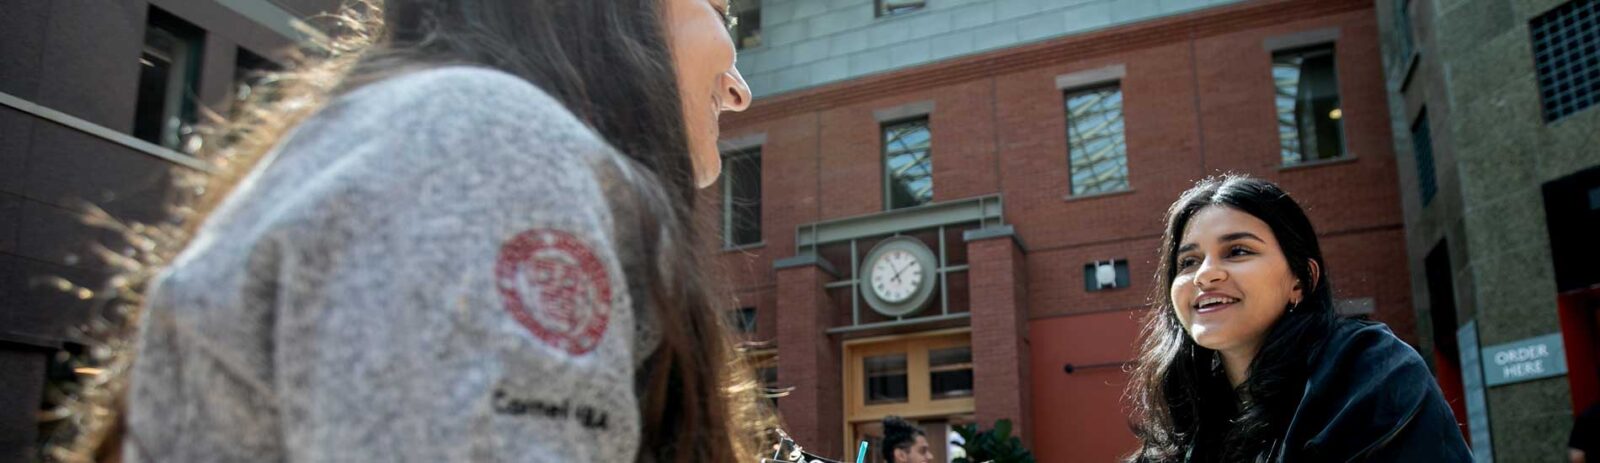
[1063,82,1131,197]
[132,7,206,151]
[1529,0,1600,123]
[722,145,764,249]
[843,329,974,462]
[1411,109,1438,206]
[732,0,763,50]
[1272,43,1348,166]
[882,116,934,210]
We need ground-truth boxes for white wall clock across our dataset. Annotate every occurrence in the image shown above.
[860,236,939,317]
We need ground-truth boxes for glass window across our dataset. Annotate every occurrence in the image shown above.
[1530,0,1600,122]
[231,48,279,118]
[1394,0,1416,59]
[1412,111,1437,206]
[723,147,762,246]
[133,7,205,151]
[731,307,757,333]
[1064,85,1130,195]
[884,118,933,209]
[864,353,909,404]
[928,346,973,399]
[1273,46,1346,165]
[733,1,762,50]
[876,0,926,18]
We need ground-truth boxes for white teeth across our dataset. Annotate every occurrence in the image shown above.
[1196,296,1239,308]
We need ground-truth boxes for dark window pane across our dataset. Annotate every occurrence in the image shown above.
[877,0,926,17]
[1064,85,1129,195]
[731,307,757,333]
[865,353,908,404]
[1412,111,1438,205]
[132,8,204,151]
[1274,46,1345,164]
[884,118,932,209]
[232,48,280,119]
[735,4,762,50]
[929,346,973,399]
[723,148,762,246]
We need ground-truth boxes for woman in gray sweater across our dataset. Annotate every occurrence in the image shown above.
[113,0,759,461]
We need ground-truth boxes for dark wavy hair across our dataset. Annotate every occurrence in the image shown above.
[881,416,925,462]
[1125,175,1339,462]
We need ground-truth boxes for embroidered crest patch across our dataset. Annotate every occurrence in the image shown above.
[495,229,612,355]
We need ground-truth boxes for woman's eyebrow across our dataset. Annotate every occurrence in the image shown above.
[1219,231,1265,244]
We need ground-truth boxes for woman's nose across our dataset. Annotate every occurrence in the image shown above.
[1194,259,1227,287]
[719,67,752,112]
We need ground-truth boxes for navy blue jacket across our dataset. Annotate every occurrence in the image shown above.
[1275,319,1474,462]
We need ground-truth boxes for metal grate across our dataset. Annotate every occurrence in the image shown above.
[1531,0,1600,122]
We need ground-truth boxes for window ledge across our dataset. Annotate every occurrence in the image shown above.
[1062,188,1135,202]
[723,241,767,252]
[1279,155,1358,172]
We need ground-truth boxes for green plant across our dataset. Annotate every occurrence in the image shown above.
[952,418,1036,463]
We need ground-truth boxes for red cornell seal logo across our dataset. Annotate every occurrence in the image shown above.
[495,229,612,356]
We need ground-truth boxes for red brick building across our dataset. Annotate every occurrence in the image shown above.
[712,1,1413,461]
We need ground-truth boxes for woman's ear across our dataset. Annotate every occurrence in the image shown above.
[1297,259,1321,296]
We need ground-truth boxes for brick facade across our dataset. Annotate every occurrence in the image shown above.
[715,1,1410,460]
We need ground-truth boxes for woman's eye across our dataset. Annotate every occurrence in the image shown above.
[1177,257,1199,270]
[1229,246,1254,257]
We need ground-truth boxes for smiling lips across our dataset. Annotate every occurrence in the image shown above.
[1194,295,1241,314]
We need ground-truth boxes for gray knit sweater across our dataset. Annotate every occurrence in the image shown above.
[126,67,659,462]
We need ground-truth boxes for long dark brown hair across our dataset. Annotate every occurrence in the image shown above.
[52,1,767,462]
[1125,175,1338,462]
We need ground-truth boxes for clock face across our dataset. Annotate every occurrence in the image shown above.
[869,249,924,303]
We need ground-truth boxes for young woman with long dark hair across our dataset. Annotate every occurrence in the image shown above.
[1125,175,1471,462]
[54,1,769,461]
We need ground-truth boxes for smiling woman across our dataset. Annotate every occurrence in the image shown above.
[1123,175,1471,462]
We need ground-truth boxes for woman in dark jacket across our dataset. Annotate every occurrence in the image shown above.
[1125,175,1471,462]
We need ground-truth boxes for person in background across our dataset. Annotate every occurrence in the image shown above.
[55,0,767,461]
[882,416,934,463]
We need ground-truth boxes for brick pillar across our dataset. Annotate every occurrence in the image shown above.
[964,226,1031,445]
[774,256,843,456]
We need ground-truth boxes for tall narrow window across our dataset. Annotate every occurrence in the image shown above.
[733,0,762,50]
[723,147,762,247]
[1064,84,1130,195]
[1394,0,1416,59]
[876,0,926,17]
[884,118,933,210]
[1530,0,1600,122]
[1412,110,1438,205]
[1273,45,1346,165]
[133,7,205,151]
